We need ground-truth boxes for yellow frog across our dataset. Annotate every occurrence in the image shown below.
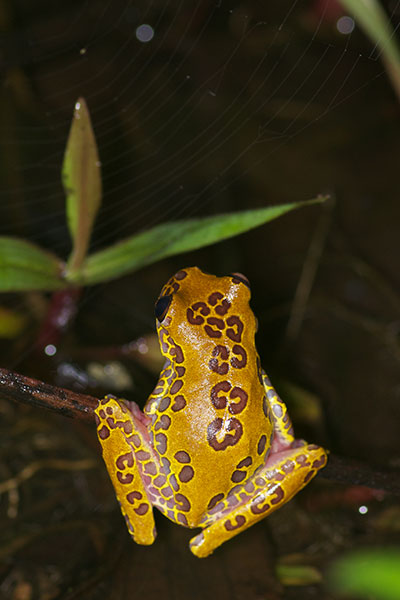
[95,267,327,557]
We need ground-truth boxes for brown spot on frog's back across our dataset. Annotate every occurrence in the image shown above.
[171,395,186,412]
[226,315,244,342]
[236,456,252,468]
[175,493,191,512]
[174,450,191,463]
[179,465,194,483]
[170,380,183,395]
[231,470,246,483]
[207,492,224,510]
[257,435,267,455]
[155,414,171,430]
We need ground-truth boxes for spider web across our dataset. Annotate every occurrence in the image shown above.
[0,0,394,253]
[1,6,400,595]
[1,0,399,367]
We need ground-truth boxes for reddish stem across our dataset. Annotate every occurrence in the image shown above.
[35,288,82,353]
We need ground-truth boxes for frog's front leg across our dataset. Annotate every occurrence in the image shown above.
[190,442,327,558]
[95,395,157,545]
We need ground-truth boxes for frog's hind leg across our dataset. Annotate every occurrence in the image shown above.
[190,374,327,557]
[95,395,157,546]
[190,442,327,558]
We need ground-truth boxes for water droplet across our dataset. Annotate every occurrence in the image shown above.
[136,24,155,43]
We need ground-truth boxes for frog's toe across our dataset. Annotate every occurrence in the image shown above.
[189,531,209,558]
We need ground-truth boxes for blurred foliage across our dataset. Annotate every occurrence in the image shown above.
[328,548,400,600]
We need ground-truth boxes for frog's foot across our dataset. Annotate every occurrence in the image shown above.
[189,442,327,558]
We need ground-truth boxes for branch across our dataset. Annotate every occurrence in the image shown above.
[318,454,400,495]
[1,368,399,495]
[0,367,97,422]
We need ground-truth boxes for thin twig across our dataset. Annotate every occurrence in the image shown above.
[319,453,400,496]
[284,196,334,344]
[1,367,399,495]
[0,367,97,422]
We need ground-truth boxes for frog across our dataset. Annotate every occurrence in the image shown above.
[95,267,327,557]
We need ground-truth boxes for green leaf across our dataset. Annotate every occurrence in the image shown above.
[339,0,400,99]
[328,548,400,600]
[71,198,326,285]
[62,97,102,274]
[0,237,64,291]
[0,306,27,338]
[276,563,322,586]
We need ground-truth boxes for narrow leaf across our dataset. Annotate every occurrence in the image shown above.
[0,237,64,291]
[72,198,326,285]
[62,97,102,274]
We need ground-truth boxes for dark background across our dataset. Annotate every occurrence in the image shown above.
[0,1,399,598]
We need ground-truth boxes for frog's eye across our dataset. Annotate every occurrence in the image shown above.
[230,272,251,289]
[155,294,172,323]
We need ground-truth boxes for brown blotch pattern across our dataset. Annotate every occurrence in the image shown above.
[175,493,191,512]
[226,315,244,342]
[170,380,183,395]
[270,485,284,505]
[98,425,110,440]
[158,397,170,412]
[231,470,246,483]
[174,450,191,463]
[207,417,243,451]
[171,395,187,412]
[126,491,142,504]
[251,497,270,514]
[236,456,252,469]
[224,515,246,531]
[177,513,188,526]
[257,435,267,455]
[134,503,149,515]
[155,433,167,454]
[231,344,247,369]
[179,465,194,483]
[174,270,187,280]
[116,452,134,470]
[207,493,224,510]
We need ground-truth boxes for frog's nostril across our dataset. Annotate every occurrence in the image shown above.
[155,294,172,323]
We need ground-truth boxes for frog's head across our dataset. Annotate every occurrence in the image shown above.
[154,267,256,358]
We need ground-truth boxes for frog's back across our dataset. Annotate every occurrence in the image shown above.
[146,267,274,526]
